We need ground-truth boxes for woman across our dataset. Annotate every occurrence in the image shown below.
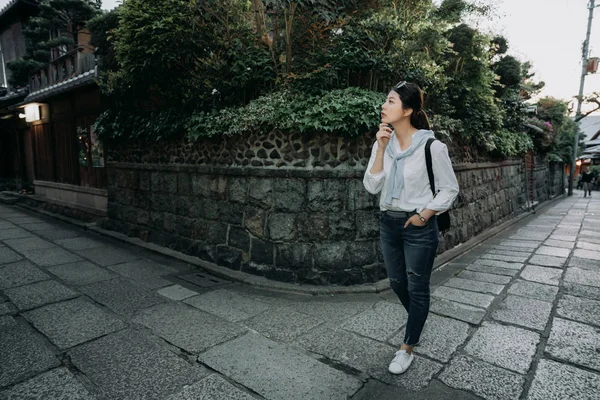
[363,81,459,374]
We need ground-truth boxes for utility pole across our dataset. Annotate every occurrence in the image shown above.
[569,0,597,196]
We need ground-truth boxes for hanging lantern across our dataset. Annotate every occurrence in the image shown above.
[586,57,599,74]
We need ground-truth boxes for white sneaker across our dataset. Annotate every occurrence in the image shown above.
[388,350,414,374]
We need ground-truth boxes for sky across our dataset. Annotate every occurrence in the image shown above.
[3,0,600,109]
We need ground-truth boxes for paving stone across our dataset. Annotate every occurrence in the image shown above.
[432,286,494,309]
[528,255,567,268]
[157,284,199,301]
[0,302,15,316]
[184,289,272,322]
[82,278,166,315]
[557,295,600,327]
[498,240,540,249]
[520,265,562,286]
[535,246,571,258]
[575,236,600,244]
[3,237,56,253]
[339,301,407,341]
[464,322,540,374]
[563,281,600,301]
[0,246,22,265]
[430,298,486,324]
[5,216,44,224]
[439,355,525,400]
[580,230,600,238]
[288,300,375,322]
[0,227,34,240]
[54,237,106,250]
[492,295,553,331]
[564,267,600,288]
[375,354,443,391]
[488,249,532,258]
[0,323,61,387]
[549,234,577,242]
[4,280,79,311]
[389,314,470,362]
[22,247,83,267]
[0,367,95,400]
[507,280,559,303]
[0,315,16,329]
[466,263,520,277]
[546,318,600,372]
[492,245,535,253]
[0,220,16,229]
[568,257,600,271]
[543,239,575,249]
[443,277,504,295]
[481,253,529,263]
[457,270,511,285]
[527,359,600,400]
[47,261,117,286]
[510,232,550,241]
[573,248,600,261]
[133,302,246,354]
[20,222,59,231]
[243,307,322,342]
[75,246,139,266]
[472,258,523,270]
[165,374,256,400]
[576,241,600,252]
[69,329,208,400]
[108,259,177,289]
[0,260,50,290]
[199,332,363,400]
[23,297,127,350]
[352,379,485,400]
[35,229,80,241]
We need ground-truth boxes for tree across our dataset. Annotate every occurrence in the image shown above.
[7,0,102,87]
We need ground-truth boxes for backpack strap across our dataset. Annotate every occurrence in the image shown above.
[425,138,436,196]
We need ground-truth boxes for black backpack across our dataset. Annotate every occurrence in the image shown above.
[425,138,451,233]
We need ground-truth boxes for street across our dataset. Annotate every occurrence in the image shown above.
[1,192,599,400]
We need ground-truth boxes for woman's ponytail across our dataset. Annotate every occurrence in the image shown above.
[411,109,431,131]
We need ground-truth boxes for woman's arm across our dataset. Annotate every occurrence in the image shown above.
[363,141,386,195]
[423,142,459,216]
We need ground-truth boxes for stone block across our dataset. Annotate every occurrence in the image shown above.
[443,277,505,295]
[313,242,349,271]
[432,286,494,309]
[546,318,600,372]
[527,359,600,400]
[430,298,486,324]
[307,180,346,212]
[5,280,79,311]
[276,243,313,269]
[328,212,356,240]
[23,297,127,350]
[573,248,600,261]
[507,280,558,303]
[165,374,256,400]
[243,206,266,238]
[340,301,407,342]
[492,295,552,331]
[134,302,246,354]
[439,355,525,400]
[216,245,244,270]
[0,367,95,400]
[228,177,249,203]
[248,177,273,207]
[464,322,540,373]
[199,332,363,400]
[4,237,56,252]
[457,270,511,285]
[520,265,562,286]
[0,246,22,265]
[268,213,296,241]
[565,267,600,288]
[297,213,328,241]
[472,258,523,270]
[349,241,376,267]
[273,179,306,212]
[0,323,60,388]
[177,172,191,195]
[528,254,566,268]
[0,261,49,290]
[465,263,520,277]
[82,278,166,316]
[75,246,138,267]
[184,289,271,322]
[355,210,380,239]
[251,238,274,265]
[69,329,208,400]
[243,307,322,342]
[556,295,600,327]
[218,201,244,225]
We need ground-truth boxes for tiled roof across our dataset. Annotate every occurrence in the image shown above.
[20,68,97,103]
[0,0,20,18]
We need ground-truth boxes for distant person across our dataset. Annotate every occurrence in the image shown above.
[581,167,593,197]
[363,81,459,375]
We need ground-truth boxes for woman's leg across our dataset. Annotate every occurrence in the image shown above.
[380,213,410,313]
[402,217,439,347]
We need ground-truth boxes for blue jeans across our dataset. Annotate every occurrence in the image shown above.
[380,211,439,346]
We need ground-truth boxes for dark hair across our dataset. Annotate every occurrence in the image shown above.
[391,81,431,130]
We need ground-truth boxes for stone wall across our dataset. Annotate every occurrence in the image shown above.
[103,133,564,286]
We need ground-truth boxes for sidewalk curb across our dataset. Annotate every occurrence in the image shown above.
[14,194,566,296]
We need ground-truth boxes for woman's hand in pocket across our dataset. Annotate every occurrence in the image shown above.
[404,214,426,228]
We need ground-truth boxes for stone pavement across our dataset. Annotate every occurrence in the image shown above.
[1,191,600,400]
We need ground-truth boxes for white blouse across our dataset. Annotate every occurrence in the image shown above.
[363,136,459,213]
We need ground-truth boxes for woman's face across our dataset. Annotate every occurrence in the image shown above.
[381,90,412,125]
